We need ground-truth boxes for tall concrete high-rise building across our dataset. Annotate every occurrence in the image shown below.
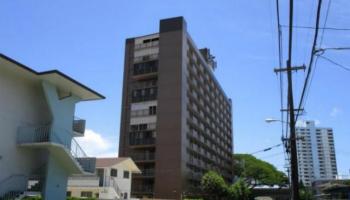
[296,120,337,186]
[118,17,233,199]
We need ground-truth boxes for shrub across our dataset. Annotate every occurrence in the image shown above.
[228,179,251,200]
[200,171,228,200]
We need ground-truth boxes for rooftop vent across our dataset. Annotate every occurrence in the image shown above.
[199,48,217,71]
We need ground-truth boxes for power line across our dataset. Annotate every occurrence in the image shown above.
[317,47,350,52]
[259,152,286,159]
[295,0,324,122]
[318,55,350,72]
[295,0,330,121]
[319,0,332,46]
[275,0,286,139]
[250,143,283,155]
[281,25,350,31]
[274,0,291,191]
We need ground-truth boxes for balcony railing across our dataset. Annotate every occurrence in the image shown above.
[73,117,86,135]
[130,138,156,146]
[17,125,94,173]
[131,152,155,161]
[134,41,159,50]
[134,54,158,63]
[134,169,155,178]
[133,60,158,76]
[0,174,27,198]
[100,176,122,197]
[132,185,154,193]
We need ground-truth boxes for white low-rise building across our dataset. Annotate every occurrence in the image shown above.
[0,54,104,200]
[68,157,141,200]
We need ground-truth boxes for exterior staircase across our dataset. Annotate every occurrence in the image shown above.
[0,175,43,200]
[17,125,96,174]
[0,124,95,199]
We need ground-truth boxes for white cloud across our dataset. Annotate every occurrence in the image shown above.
[330,107,341,118]
[75,129,118,157]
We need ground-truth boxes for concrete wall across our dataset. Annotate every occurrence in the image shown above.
[68,187,100,199]
[0,63,50,190]
[41,81,80,200]
[154,16,187,199]
[103,165,133,199]
[68,177,99,187]
[0,58,86,200]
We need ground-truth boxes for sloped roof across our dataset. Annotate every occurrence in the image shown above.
[0,54,105,101]
[96,157,141,173]
[96,157,129,168]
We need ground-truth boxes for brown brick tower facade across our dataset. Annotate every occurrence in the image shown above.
[119,17,233,199]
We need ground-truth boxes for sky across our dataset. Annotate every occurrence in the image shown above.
[0,0,349,176]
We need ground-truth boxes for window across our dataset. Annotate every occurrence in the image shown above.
[149,106,157,115]
[124,171,130,179]
[130,124,148,131]
[143,38,158,43]
[66,191,71,197]
[131,87,158,102]
[133,60,158,75]
[140,124,147,130]
[81,191,93,198]
[111,169,118,177]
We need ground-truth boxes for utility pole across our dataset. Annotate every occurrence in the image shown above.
[275,64,304,200]
[273,0,301,199]
[286,63,300,200]
[286,0,299,199]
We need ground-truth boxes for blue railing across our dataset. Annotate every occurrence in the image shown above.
[17,125,94,173]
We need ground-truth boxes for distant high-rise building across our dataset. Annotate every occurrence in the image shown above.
[296,120,337,186]
[118,17,233,199]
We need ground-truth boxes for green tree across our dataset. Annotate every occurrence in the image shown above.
[233,154,288,186]
[200,171,228,200]
[299,180,313,200]
[228,179,251,200]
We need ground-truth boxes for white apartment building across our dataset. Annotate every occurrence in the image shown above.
[0,54,104,200]
[296,120,337,186]
[67,157,141,200]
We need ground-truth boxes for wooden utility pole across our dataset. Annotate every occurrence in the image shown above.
[287,0,299,199]
[286,61,300,200]
[273,0,301,199]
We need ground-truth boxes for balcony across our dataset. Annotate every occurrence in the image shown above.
[134,54,158,64]
[131,94,157,103]
[134,169,155,178]
[132,60,158,80]
[72,117,86,136]
[17,125,95,174]
[134,40,159,50]
[132,185,154,194]
[130,138,156,147]
[131,152,155,162]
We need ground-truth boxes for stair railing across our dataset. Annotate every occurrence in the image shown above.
[0,174,28,197]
